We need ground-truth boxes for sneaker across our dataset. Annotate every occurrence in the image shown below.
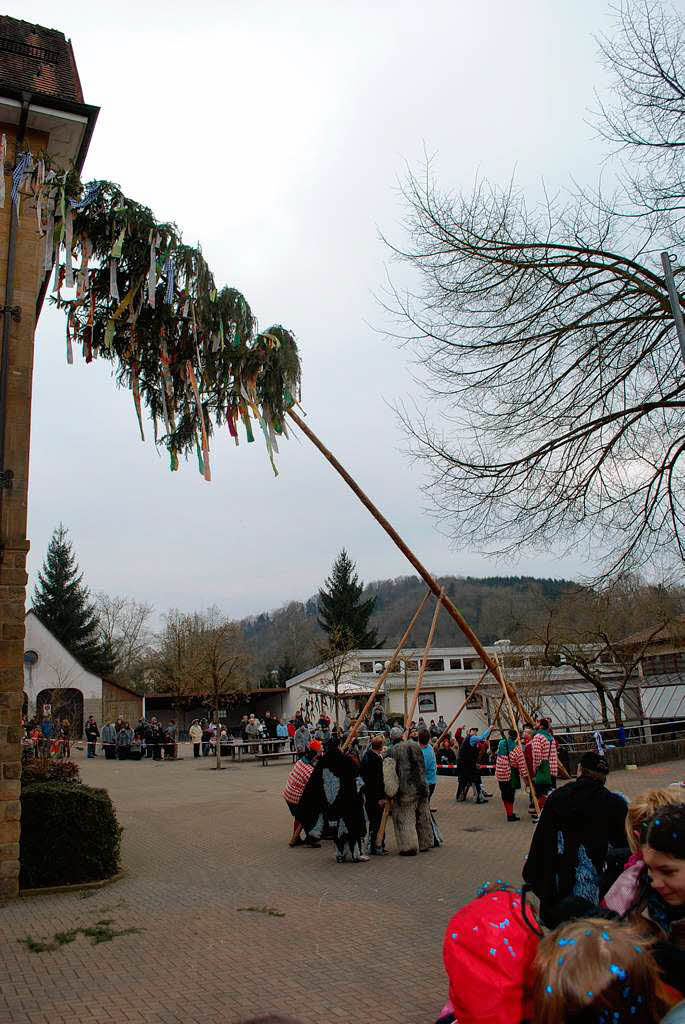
[353,854,370,862]
[289,836,305,847]
[530,814,539,823]
[507,814,520,822]
[304,838,321,848]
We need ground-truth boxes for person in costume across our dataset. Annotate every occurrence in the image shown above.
[282,742,323,848]
[456,725,492,803]
[297,738,368,863]
[495,728,529,822]
[530,718,558,812]
[383,726,433,856]
[523,751,628,928]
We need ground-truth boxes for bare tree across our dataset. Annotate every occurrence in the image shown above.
[95,593,154,686]
[523,577,683,726]
[147,609,201,724]
[318,627,356,728]
[149,608,250,769]
[384,0,685,581]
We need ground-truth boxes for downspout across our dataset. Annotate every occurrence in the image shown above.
[0,91,32,561]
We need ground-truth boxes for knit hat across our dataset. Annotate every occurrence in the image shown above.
[308,740,323,753]
[390,726,404,742]
[442,885,540,1024]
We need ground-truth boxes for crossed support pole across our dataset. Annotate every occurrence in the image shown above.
[288,409,564,816]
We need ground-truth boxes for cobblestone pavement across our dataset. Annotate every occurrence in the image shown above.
[0,750,683,1024]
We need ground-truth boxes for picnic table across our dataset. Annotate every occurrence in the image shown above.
[222,739,290,762]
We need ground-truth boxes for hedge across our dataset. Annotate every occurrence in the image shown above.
[22,760,80,786]
[20,781,122,889]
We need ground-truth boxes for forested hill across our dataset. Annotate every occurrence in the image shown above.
[242,574,574,685]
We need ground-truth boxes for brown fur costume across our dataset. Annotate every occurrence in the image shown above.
[383,739,433,855]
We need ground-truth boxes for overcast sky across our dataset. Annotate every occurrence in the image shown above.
[20,0,640,619]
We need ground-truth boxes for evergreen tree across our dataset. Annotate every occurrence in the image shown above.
[32,524,114,676]
[317,550,382,648]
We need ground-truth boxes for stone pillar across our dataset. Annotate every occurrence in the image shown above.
[0,123,49,897]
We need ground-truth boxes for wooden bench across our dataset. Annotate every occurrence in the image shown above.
[260,750,298,766]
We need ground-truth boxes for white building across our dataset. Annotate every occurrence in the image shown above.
[284,642,685,736]
[23,610,142,734]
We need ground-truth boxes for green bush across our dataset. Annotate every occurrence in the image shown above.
[20,781,122,889]
[22,760,80,786]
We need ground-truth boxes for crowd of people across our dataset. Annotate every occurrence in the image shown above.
[280,711,685,1022]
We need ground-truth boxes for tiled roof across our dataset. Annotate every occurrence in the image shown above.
[0,17,84,104]
[621,617,685,647]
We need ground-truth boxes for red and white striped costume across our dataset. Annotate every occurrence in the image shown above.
[530,731,559,777]
[495,742,529,784]
[282,759,314,805]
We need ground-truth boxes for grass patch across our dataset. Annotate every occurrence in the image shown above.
[19,920,143,953]
[237,905,285,918]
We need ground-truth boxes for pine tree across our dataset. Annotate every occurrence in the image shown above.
[32,524,114,676]
[317,550,382,648]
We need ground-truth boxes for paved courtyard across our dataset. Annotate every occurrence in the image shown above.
[0,750,683,1024]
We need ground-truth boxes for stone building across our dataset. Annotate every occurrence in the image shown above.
[0,18,97,897]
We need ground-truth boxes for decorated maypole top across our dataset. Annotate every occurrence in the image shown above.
[12,163,301,478]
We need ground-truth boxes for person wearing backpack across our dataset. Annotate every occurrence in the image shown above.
[530,718,558,813]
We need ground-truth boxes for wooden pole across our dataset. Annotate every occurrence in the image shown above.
[492,656,540,815]
[341,590,431,752]
[404,590,443,736]
[433,668,489,748]
[377,800,391,847]
[288,410,557,788]
[289,410,505,678]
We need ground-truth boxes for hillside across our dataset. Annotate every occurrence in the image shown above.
[242,574,575,685]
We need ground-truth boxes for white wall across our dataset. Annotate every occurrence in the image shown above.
[23,611,102,714]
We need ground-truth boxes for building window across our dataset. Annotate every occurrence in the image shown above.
[642,652,685,676]
[406,660,419,671]
[418,692,437,713]
[359,661,375,673]
[463,657,484,671]
[424,658,445,672]
[449,658,463,670]
[466,692,484,709]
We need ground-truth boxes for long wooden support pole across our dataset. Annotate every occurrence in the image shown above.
[341,589,431,752]
[288,409,527,711]
[492,654,540,814]
[433,668,489,748]
[404,590,444,736]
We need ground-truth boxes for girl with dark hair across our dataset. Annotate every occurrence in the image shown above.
[631,803,685,998]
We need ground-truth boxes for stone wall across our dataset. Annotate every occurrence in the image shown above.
[0,124,48,898]
[567,739,685,776]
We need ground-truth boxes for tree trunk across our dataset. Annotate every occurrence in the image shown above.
[595,686,609,727]
[609,693,623,729]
